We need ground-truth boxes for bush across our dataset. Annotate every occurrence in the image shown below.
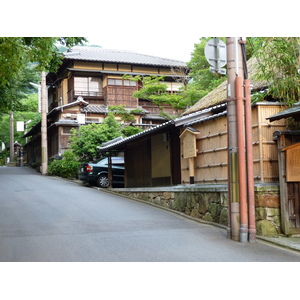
[0,149,8,166]
[48,151,80,179]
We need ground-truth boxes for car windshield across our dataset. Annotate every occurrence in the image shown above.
[96,157,124,165]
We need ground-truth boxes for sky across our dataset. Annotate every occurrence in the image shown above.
[86,33,199,62]
[3,1,298,64]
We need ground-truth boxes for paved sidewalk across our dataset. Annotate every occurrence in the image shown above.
[258,235,300,252]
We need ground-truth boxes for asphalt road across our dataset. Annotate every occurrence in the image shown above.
[1,166,300,262]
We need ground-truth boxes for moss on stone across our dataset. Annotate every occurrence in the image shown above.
[256,220,278,236]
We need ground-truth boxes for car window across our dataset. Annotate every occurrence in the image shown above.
[112,158,124,165]
[96,157,124,166]
[95,158,107,165]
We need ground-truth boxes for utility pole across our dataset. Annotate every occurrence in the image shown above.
[41,71,48,175]
[9,110,14,163]
[226,37,256,243]
[226,37,247,242]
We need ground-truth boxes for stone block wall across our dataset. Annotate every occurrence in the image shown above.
[255,184,281,236]
[112,184,280,236]
[113,185,229,227]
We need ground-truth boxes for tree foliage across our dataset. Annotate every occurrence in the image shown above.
[0,93,40,148]
[186,37,227,101]
[121,125,143,137]
[108,105,136,122]
[69,113,123,162]
[248,37,300,106]
[0,37,87,112]
[186,37,300,108]
[123,75,190,119]
[0,62,40,112]
[0,37,87,79]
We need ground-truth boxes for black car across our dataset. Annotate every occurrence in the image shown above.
[79,157,124,188]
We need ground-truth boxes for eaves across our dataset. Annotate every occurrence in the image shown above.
[67,68,188,79]
[97,120,175,152]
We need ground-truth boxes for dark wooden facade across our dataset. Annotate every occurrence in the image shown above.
[99,122,181,188]
[275,131,300,235]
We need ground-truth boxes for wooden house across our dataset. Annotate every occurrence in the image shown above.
[99,57,289,186]
[97,120,181,187]
[99,56,289,237]
[267,104,300,235]
[24,47,188,166]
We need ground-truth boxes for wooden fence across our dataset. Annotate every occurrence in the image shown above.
[181,103,287,184]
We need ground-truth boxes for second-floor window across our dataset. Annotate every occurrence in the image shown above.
[108,79,136,87]
[74,77,102,97]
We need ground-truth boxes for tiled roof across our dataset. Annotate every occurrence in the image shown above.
[267,102,300,121]
[54,120,79,126]
[81,104,149,115]
[48,97,89,117]
[64,46,187,67]
[175,104,227,127]
[81,104,107,113]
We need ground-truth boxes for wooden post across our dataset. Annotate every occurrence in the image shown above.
[189,157,195,184]
[9,110,14,163]
[41,71,48,175]
[276,133,289,235]
[108,154,112,188]
[226,37,242,241]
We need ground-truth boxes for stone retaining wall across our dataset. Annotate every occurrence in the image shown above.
[112,184,281,237]
[255,184,281,236]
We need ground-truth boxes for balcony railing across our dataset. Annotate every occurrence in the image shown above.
[74,90,103,97]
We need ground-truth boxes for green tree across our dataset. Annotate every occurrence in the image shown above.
[121,125,143,137]
[108,105,136,122]
[248,37,300,106]
[0,62,40,112]
[186,37,227,102]
[123,75,190,119]
[69,113,122,162]
[0,37,87,112]
[0,93,40,148]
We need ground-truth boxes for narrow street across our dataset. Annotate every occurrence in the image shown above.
[1,166,300,262]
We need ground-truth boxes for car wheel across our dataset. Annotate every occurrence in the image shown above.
[97,174,109,188]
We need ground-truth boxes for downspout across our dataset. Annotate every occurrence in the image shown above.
[226,37,240,241]
[244,79,256,242]
[236,76,248,242]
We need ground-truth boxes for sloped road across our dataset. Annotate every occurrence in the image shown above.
[1,166,300,262]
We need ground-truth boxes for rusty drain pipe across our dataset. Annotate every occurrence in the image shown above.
[235,76,248,242]
[244,79,256,242]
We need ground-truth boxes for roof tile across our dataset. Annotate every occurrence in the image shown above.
[64,47,187,67]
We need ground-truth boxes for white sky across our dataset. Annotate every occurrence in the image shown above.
[3,1,298,63]
[86,33,199,62]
